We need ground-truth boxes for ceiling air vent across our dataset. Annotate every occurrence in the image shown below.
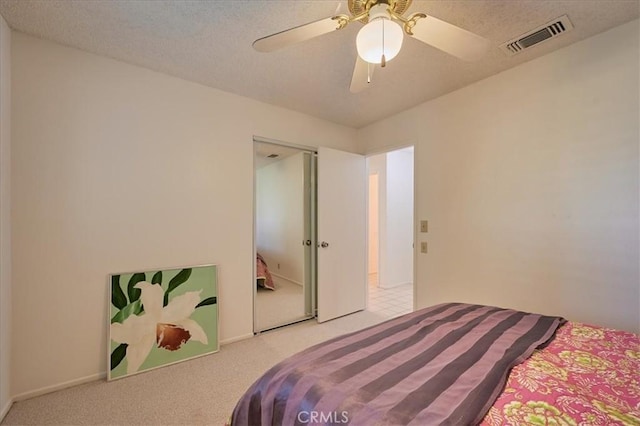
[500,15,573,56]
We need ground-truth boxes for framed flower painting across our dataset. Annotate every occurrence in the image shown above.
[108,264,218,380]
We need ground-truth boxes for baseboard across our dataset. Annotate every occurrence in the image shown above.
[12,372,105,402]
[220,332,254,345]
[270,272,303,287]
[0,397,13,422]
[9,333,257,404]
[378,281,413,289]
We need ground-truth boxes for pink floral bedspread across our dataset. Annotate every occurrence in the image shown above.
[481,321,640,425]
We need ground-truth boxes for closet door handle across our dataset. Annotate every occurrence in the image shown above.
[304,240,312,246]
[320,241,329,248]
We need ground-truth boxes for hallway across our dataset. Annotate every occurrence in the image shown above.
[367,273,413,318]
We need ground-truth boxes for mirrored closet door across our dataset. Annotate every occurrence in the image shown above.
[254,140,316,332]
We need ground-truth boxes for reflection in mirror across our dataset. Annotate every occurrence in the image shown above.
[254,141,315,331]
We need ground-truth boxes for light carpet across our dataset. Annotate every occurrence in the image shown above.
[1,310,388,426]
[255,276,307,331]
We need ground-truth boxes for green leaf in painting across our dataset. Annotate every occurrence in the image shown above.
[163,268,192,306]
[127,273,146,302]
[196,297,217,308]
[111,275,127,309]
[151,271,162,285]
[110,343,128,370]
[168,269,192,292]
[110,300,143,324]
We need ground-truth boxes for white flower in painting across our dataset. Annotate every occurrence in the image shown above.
[110,282,208,374]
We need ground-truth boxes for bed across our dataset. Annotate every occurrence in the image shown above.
[256,253,275,290]
[230,303,640,425]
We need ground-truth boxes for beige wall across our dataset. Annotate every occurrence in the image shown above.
[368,174,379,274]
[368,155,386,277]
[0,13,11,420]
[11,33,357,398]
[359,20,640,333]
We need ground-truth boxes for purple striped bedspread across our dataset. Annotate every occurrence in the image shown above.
[231,303,565,425]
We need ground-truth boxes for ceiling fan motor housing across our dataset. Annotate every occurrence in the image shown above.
[349,0,413,24]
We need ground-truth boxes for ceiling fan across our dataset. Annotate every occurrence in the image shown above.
[253,0,491,93]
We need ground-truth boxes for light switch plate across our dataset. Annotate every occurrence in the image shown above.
[420,242,428,253]
[420,220,428,233]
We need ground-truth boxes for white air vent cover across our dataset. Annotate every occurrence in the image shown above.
[500,15,574,56]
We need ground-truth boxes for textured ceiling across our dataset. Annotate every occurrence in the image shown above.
[0,1,638,128]
[255,141,306,169]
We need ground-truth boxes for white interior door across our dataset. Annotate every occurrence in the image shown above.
[317,147,366,322]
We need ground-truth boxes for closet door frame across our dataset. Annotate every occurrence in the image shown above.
[252,137,368,330]
[252,136,317,333]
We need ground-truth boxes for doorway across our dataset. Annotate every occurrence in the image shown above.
[367,146,414,318]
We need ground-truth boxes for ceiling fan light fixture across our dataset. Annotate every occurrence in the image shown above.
[356,16,403,65]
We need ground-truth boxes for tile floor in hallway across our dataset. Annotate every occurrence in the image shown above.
[367,273,413,318]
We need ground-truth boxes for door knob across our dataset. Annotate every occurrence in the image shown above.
[320,241,329,248]
[304,240,312,246]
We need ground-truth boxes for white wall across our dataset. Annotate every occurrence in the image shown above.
[256,152,304,284]
[368,154,386,281]
[367,174,379,274]
[367,150,414,288]
[359,20,640,333]
[11,33,357,398]
[0,13,11,420]
[384,148,414,288]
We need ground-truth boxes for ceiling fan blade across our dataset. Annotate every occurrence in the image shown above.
[350,56,374,93]
[253,16,342,53]
[410,15,490,61]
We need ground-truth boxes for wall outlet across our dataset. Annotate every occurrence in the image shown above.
[420,242,428,253]
[420,220,428,233]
